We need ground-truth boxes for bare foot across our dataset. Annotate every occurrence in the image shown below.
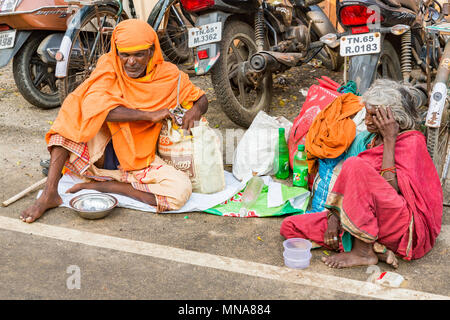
[321,238,378,269]
[377,249,399,269]
[20,191,62,223]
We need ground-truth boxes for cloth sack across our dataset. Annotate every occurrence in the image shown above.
[232,111,292,181]
[158,74,225,194]
[158,118,225,194]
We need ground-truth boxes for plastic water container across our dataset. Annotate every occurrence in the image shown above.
[283,238,312,259]
[283,251,312,269]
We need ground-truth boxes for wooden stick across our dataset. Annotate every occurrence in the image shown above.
[2,177,47,207]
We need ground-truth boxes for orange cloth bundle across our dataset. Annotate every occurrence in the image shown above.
[46,19,204,171]
[305,92,364,175]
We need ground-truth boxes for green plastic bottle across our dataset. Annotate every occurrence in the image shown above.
[293,144,308,187]
[274,127,290,179]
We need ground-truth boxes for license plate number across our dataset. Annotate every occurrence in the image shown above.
[188,22,221,48]
[0,29,16,49]
[340,32,381,57]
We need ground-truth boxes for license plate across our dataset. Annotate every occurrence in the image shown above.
[0,29,16,49]
[188,22,221,48]
[340,32,381,57]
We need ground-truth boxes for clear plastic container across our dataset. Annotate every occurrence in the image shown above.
[283,251,312,269]
[283,238,312,257]
[241,176,264,210]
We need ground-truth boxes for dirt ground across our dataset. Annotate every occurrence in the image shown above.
[1,60,449,301]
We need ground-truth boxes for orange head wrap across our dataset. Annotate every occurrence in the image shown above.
[112,19,164,81]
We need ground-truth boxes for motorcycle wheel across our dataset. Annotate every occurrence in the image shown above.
[316,46,342,72]
[58,6,124,104]
[375,39,402,80]
[210,20,273,128]
[159,2,190,64]
[12,32,60,109]
[427,101,450,185]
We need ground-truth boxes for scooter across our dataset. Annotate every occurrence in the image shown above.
[0,0,77,109]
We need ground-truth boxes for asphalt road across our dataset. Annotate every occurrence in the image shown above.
[0,62,449,303]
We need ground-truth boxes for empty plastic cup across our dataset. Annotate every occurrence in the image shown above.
[283,251,312,269]
[283,238,312,259]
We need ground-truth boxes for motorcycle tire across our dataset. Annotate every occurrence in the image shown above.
[58,6,125,104]
[159,3,190,64]
[210,20,273,128]
[376,39,402,80]
[12,32,60,109]
[317,46,342,72]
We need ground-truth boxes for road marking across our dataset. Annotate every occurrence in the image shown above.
[0,215,448,300]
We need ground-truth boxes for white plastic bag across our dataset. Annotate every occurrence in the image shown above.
[232,111,292,181]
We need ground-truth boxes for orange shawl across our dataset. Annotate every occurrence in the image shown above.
[305,93,363,175]
[46,19,204,171]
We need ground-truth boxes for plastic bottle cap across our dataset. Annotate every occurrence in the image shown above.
[298,145,305,151]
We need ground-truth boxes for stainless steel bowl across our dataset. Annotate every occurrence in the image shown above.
[69,193,118,220]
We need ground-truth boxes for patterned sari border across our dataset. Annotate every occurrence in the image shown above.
[325,192,377,243]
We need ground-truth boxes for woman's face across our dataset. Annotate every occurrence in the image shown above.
[364,105,380,133]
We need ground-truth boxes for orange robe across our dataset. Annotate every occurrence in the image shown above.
[46,19,204,172]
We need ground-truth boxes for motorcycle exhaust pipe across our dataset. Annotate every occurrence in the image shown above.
[250,51,304,73]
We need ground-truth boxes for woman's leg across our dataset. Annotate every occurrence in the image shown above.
[280,211,341,250]
[322,157,409,268]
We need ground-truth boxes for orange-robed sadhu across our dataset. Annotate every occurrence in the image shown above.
[46,19,204,172]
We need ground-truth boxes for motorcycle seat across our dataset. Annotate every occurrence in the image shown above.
[397,0,419,12]
[381,0,419,12]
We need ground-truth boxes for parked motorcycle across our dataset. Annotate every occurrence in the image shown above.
[319,0,449,182]
[322,0,446,93]
[0,0,76,109]
[181,0,343,127]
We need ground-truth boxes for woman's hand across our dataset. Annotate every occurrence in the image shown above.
[324,212,341,250]
[372,107,399,142]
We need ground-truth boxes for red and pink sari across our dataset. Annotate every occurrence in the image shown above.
[280,130,443,260]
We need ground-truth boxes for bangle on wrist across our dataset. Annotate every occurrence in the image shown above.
[380,166,396,176]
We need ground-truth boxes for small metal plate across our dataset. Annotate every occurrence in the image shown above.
[69,193,118,219]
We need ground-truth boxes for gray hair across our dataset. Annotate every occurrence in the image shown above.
[361,79,419,130]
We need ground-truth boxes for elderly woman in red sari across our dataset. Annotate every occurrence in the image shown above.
[280,79,443,269]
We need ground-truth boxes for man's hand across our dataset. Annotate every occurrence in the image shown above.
[181,105,202,132]
[148,108,176,123]
[181,94,208,133]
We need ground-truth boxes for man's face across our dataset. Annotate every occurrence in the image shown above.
[118,46,154,78]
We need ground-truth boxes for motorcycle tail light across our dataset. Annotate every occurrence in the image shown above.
[180,0,215,12]
[197,49,209,60]
[0,24,11,32]
[351,26,370,34]
[340,5,384,26]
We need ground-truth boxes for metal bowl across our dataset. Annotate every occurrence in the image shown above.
[69,193,118,220]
